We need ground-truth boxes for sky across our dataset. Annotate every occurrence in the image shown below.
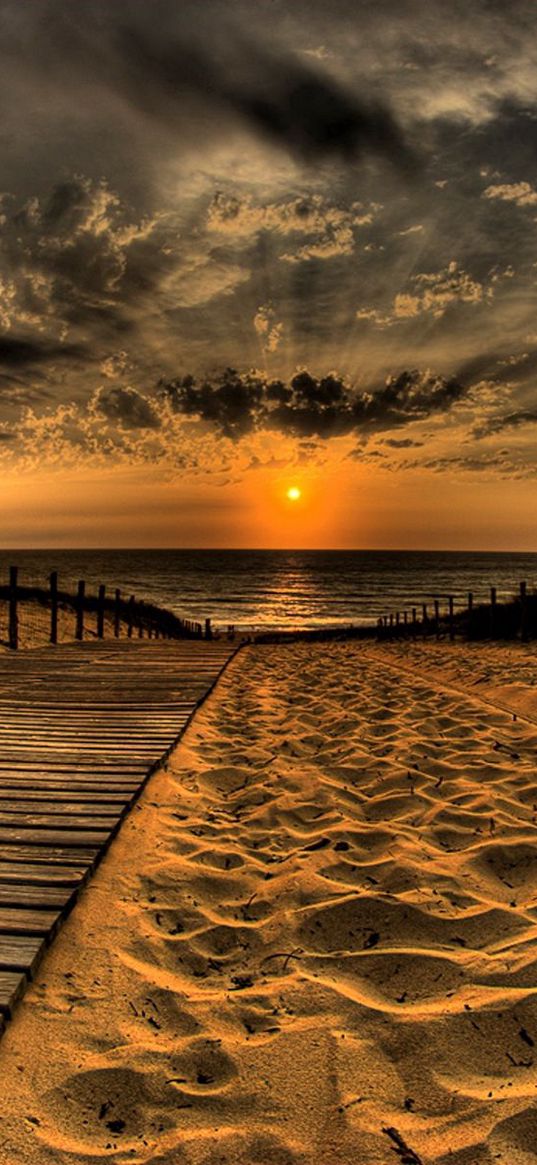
[1,0,537,548]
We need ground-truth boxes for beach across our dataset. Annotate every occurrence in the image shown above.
[0,638,537,1163]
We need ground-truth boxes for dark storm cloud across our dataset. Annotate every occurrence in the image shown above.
[112,25,417,173]
[94,385,161,430]
[0,336,83,368]
[160,366,465,439]
[0,0,416,178]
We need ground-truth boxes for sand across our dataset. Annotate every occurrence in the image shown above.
[0,602,119,651]
[1,639,537,1163]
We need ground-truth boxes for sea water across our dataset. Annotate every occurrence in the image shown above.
[1,549,536,630]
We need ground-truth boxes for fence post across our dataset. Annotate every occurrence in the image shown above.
[490,586,496,637]
[97,584,105,639]
[114,589,121,638]
[205,617,212,641]
[76,579,85,641]
[448,595,454,641]
[127,595,135,638]
[412,607,417,639]
[468,591,473,617]
[520,580,528,642]
[8,566,18,651]
[138,600,144,638]
[434,599,440,638]
[50,570,58,645]
[422,603,427,636]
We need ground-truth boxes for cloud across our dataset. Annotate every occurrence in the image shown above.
[472,408,537,439]
[356,261,495,326]
[0,176,257,413]
[411,263,488,315]
[6,394,235,477]
[100,351,131,380]
[483,181,537,207]
[93,385,161,430]
[160,365,466,439]
[418,451,537,478]
[159,370,266,439]
[0,335,83,368]
[281,229,355,262]
[112,23,418,172]
[253,305,284,353]
[0,177,162,343]
[207,192,376,263]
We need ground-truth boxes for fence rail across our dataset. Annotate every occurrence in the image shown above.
[377,580,535,643]
[0,566,210,650]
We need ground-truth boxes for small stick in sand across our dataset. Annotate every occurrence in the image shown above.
[382,1125,424,1164]
[261,948,304,972]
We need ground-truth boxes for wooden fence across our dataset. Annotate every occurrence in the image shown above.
[0,566,211,650]
[377,581,534,642]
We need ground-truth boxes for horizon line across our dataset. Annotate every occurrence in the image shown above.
[0,546,536,556]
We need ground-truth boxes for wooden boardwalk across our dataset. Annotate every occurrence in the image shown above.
[0,638,238,1026]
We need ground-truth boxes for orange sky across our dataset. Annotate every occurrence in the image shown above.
[2,461,535,550]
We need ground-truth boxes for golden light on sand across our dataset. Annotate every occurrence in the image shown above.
[286,486,301,501]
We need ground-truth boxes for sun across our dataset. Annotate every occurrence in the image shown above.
[286,486,301,501]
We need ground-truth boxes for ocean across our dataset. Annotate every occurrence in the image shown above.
[1,549,536,631]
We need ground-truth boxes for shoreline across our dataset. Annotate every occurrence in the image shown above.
[0,639,536,1162]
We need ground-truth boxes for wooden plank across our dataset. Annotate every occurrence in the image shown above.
[0,862,84,886]
[0,846,96,866]
[0,725,183,735]
[0,748,168,758]
[0,935,44,973]
[0,794,130,807]
[0,908,61,937]
[0,711,192,719]
[0,723,184,734]
[0,827,109,846]
[0,885,74,910]
[0,695,199,703]
[0,782,138,794]
[0,726,162,736]
[0,703,196,711]
[0,970,26,1016]
[0,813,122,830]
[0,763,147,773]
[0,775,139,786]
[0,761,149,769]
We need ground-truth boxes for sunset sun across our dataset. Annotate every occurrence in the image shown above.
[286,487,301,501]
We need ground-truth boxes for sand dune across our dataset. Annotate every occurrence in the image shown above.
[1,640,537,1162]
